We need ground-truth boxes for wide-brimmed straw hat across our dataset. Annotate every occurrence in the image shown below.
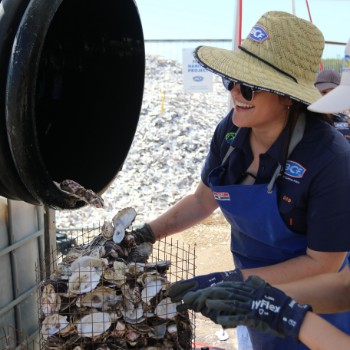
[194,11,324,105]
[308,38,350,113]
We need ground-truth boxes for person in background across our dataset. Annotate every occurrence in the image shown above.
[174,37,350,350]
[133,12,350,350]
[315,69,341,96]
[314,69,350,142]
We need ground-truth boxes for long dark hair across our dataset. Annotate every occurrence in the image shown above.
[282,102,333,167]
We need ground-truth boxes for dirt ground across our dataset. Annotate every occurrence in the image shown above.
[173,211,239,350]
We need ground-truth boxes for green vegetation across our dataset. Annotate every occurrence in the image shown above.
[321,59,343,72]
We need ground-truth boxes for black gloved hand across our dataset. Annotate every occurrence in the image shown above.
[180,283,234,322]
[168,269,243,307]
[204,275,312,340]
[130,224,156,244]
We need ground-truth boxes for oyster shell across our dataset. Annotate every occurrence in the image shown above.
[112,207,137,243]
[70,256,107,272]
[128,242,153,263]
[102,260,128,287]
[155,297,178,319]
[76,286,122,309]
[148,323,167,339]
[128,262,145,276]
[68,266,102,294]
[125,329,140,342]
[141,279,163,304]
[122,301,145,324]
[41,314,69,339]
[101,221,114,240]
[121,283,141,303]
[110,320,126,337]
[56,179,104,208]
[41,284,61,316]
[51,262,72,280]
[76,312,111,338]
[63,247,85,262]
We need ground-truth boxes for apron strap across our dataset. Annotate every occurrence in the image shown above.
[221,128,240,165]
[222,145,235,165]
[267,113,306,193]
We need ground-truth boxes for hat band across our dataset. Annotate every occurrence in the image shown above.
[315,81,336,84]
[239,46,298,83]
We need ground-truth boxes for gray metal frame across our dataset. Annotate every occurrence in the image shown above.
[0,199,56,349]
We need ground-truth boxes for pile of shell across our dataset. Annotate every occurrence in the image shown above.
[39,208,193,349]
[56,55,229,228]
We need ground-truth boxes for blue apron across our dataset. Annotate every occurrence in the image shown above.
[208,117,350,349]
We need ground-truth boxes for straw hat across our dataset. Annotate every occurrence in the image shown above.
[308,38,350,113]
[194,11,324,105]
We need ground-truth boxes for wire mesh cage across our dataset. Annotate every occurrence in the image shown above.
[0,326,39,350]
[36,222,196,350]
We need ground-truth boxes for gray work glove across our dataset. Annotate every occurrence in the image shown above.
[168,269,243,309]
[185,275,311,340]
[130,223,156,244]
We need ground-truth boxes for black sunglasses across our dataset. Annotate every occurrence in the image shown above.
[222,77,259,102]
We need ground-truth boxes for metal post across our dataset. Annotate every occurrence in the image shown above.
[228,0,243,111]
[44,206,57,279]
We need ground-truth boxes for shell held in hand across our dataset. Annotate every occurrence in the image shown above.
[112,207,137,243]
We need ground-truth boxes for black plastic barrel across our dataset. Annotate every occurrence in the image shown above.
[0,0,145,209]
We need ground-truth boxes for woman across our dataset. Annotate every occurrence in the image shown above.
[175,37,350,350]
[134,12,350,350]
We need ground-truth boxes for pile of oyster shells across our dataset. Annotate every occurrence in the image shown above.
[55,55,228,228]
[39,208,193,349]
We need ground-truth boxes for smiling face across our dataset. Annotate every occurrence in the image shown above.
[231,83,292,134]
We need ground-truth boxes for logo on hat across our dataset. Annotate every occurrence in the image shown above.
[249,25,269,42]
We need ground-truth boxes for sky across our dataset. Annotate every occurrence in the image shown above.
[134,0,350,43]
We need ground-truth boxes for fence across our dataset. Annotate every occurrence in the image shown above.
[145,39,347,71]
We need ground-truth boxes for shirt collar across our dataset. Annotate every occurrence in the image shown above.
[231,125,289,166]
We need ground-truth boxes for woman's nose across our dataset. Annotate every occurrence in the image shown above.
[231,83,240,97]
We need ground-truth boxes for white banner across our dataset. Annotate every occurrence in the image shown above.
[182,48,213,93]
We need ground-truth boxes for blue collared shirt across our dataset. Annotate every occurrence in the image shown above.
[202,109,350,251]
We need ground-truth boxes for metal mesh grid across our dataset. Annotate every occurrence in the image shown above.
[0,326,39,350]
[36,226,196,349]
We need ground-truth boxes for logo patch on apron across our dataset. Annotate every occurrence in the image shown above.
[213,191,231,201]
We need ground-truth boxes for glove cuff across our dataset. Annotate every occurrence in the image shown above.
[221,268,244,282]
[278,300,312,340]
[142,223,156,244]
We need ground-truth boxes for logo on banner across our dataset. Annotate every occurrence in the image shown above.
[284,161,306,178]
[213,192,231,201]
[182,48,213,93]
[193,76,204,82]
